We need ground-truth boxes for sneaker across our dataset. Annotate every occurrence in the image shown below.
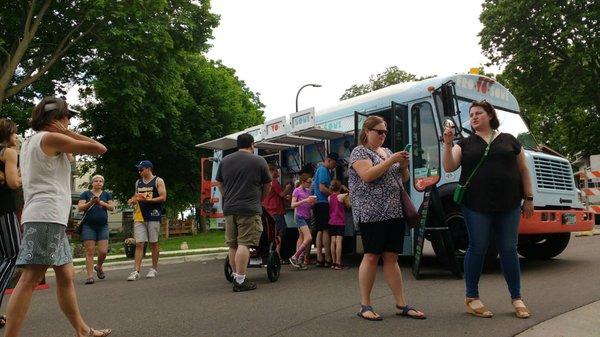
[146,268,158,278]
[289,257,300,268]
[233,279,257,292]
[298,263,308,270]
[127,271,140,281]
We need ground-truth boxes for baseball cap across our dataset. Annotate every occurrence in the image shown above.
[136,160,153,169]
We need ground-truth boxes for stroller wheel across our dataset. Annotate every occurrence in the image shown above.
[267,251,281,282]
[224,255,234,283]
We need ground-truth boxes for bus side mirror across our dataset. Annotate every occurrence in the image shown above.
[440,84,456,117]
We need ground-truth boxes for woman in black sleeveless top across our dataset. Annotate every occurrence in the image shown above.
[442,101,534,319]
[0,118,22,328]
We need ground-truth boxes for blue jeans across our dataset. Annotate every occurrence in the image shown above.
[462,205,521,299]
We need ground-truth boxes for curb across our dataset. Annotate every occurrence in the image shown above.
[45,251,228,277]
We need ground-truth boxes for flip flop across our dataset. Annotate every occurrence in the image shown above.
[88,327,112,336]
[357,305,383,321]
[94,265,106,279]
[396,304,426,319]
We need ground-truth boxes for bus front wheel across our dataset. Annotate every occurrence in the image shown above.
[517,233,571,260]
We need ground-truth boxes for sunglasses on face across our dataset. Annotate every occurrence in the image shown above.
[370,128,388,136]
[138,168,145,172]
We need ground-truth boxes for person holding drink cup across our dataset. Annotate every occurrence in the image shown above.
[442,100,533,319]
[289,173,316,269]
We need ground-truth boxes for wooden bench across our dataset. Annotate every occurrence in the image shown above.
[161,219,195,238]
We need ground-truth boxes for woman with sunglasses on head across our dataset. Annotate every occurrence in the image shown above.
[5,97,111,337]
[349,115,425,321]
[78,174,115,285]
[442,100,533,319]
[0,117,22,329]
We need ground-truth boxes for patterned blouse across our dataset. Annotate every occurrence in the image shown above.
[348,145,404,224]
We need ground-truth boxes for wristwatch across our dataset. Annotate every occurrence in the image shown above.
[525,196,533,201]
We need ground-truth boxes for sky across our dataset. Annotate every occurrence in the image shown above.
[205,0,494,121]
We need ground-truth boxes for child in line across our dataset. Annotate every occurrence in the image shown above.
[289,173,316,269]
[328,179,348,270]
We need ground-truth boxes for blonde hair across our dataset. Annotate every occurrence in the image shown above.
[359,116,387,146]
[91,174,104,183]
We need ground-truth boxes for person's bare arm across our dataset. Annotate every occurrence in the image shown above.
[145,178,167,203]
[352,152,403,183]
[100,199,116,212]
[2,148,21,189]
[215,181,224,198]
[42,121,106,156]
[442,125,462,172]
[517,150,534,219]
[318,183,332,196]
[280,183,293,197]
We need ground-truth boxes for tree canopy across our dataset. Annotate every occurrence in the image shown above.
[340,66,433,100]
[480,0,600,157]
[1,1,266,215]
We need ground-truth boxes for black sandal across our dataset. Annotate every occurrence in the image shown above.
[396,304,426,319]
[357,304,383,321]
[94,265,106,279]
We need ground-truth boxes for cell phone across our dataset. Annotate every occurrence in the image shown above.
[404,144,412,152]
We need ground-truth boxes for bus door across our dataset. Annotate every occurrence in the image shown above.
[354,102,408,152]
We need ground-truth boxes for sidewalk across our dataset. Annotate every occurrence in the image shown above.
[516,301,600,337]
[46,247,229,276]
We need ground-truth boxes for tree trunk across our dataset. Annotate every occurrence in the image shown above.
[196,205,208,233]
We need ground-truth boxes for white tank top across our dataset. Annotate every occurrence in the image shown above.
[20,132,72,226]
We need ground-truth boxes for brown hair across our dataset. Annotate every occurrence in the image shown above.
[359,115,387,146]
[330,179,341,192]
[0,118,17,143]
[299,173,311,183]
[470,100,499,130]
[30,97,73,131]
[268,163,278,171]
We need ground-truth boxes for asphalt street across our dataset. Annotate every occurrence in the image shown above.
[8,234,600,337]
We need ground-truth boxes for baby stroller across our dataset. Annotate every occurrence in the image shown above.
[224,207,281,282]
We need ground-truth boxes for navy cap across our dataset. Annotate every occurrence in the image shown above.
[136,160,153,169]
[326,152,342,164]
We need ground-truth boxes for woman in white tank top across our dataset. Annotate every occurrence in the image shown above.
[5,97,112,337]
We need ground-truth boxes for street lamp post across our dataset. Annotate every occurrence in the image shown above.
[296,83,322,112]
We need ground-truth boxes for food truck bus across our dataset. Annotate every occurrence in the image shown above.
[197,74,595,262]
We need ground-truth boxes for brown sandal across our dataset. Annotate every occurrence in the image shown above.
[512,299,531,319]
[465,298,493,318]
[88,328,112,336]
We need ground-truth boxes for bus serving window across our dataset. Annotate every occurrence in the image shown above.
[411,102,441,192]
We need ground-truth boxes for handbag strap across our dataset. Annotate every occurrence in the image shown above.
[463,131,495,188]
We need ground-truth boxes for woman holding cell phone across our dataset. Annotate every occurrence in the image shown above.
[78,174,115,284]
[442,100,533,319]
[349,115,425,321]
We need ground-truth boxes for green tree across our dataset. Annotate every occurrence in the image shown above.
[480,0,600,157]
[340,66,433,100]
[81,53,264,217]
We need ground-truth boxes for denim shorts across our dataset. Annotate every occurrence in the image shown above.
[296,216,309,228]
[80,223,109,241]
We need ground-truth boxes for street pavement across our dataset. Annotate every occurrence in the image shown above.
[8,233,600,337]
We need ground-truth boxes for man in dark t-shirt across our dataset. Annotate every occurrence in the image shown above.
[215,133,271,292]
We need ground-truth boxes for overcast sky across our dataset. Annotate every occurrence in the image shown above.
[205,0,493,121]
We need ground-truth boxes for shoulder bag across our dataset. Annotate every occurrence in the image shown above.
[453,132,494,204]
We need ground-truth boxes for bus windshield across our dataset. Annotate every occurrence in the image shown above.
[457,100,538,150]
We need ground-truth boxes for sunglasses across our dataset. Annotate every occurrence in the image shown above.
[138,168,145,172]
[370,128,388,136]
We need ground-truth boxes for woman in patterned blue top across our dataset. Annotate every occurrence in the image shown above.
[349,115,426,321]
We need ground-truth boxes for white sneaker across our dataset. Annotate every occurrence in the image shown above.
[146,268,158,278]
[127,270,140,281]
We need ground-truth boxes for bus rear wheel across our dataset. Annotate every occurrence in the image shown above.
[517,233,571,259]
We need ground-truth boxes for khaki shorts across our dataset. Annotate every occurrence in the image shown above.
[133,221,160,243]
[225,214,263,247]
